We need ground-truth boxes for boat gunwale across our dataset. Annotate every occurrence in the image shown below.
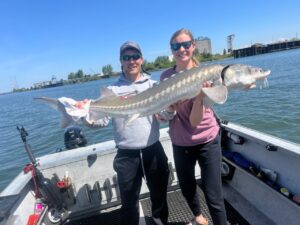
[223,122,300,154]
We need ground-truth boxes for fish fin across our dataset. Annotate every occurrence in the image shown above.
[34,97,60,111]
[247,84,256,89]
[88,110,108,121]
[60,114,74,128]
[100,87,119,99]
[92,87,119,104]
[203,97,215,107]
[100,87,116,97]
[36,96,85,128]
[124,114,140,125]
[202,85,228,105]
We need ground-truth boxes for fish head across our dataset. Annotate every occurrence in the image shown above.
[223,64,271,89]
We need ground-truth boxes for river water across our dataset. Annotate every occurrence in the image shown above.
[0,49,299,192]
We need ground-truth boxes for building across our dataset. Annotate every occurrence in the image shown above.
[227,34,235,54]
[195,37,212,54]
[233,40,300,58]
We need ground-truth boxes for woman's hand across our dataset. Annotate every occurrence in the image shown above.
[202,80,212,88]
[189,81,213,127]
[195,80,212,101]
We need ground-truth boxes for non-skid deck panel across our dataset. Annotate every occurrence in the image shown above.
[64,187,250,225]
[141,187,250,225]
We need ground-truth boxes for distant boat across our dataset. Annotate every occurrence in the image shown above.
[32,76,63,90]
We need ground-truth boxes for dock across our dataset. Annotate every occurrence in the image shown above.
[233,40,300,58]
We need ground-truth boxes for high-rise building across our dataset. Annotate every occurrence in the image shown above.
[195,37,212,54]
[227,34,235,53]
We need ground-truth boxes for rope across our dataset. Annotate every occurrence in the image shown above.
[23,163,43,199]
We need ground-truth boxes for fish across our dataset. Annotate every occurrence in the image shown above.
[89,64,270,121]
[35,97,92,128]
[35,64,271,127]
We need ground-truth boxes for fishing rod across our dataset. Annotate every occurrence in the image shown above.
[17,125,38,166]
[16,125,64,209]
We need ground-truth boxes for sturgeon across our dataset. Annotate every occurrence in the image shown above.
[89,64,270,119]
[36,64,270,127]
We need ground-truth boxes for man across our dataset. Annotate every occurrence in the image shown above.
[91,41,174,225]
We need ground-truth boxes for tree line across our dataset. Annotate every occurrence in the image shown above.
[65,51,231,83]
[13,51,232,92]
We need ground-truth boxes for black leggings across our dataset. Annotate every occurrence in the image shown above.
[113,141,169,225]
[173,135,227,225]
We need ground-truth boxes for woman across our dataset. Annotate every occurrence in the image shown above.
[160,29,227,225]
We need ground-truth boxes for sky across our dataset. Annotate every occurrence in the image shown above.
[0,0,299,93]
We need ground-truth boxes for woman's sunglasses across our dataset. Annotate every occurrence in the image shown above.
[122,54,141,61]
[170,41,193,51]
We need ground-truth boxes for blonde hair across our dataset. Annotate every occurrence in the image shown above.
[170,28,199,67]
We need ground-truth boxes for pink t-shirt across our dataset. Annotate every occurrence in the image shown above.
[161,68,219,146]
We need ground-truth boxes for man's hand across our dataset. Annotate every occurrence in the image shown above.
[74,99,89,109]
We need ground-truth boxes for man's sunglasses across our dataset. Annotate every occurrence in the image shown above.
[170,41,193,51]
[121,54,141,61]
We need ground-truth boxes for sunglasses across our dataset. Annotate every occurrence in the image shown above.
[170,41,193,51]
[121,54,141,61]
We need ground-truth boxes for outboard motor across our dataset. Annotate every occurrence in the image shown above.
[64,126,87,149]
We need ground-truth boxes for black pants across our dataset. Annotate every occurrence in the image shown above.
[173,135,227,225]
[113,141,169,225]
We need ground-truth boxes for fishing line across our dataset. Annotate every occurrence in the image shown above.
[0,124,27,130]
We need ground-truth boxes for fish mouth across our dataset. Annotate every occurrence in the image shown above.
[264,69,271,76]
[256,69,271,80]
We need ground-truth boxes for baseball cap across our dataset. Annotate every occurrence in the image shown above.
[120,41,142,57]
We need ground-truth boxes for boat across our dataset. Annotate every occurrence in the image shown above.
[32,76,63,90]
[0,121,300,225]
